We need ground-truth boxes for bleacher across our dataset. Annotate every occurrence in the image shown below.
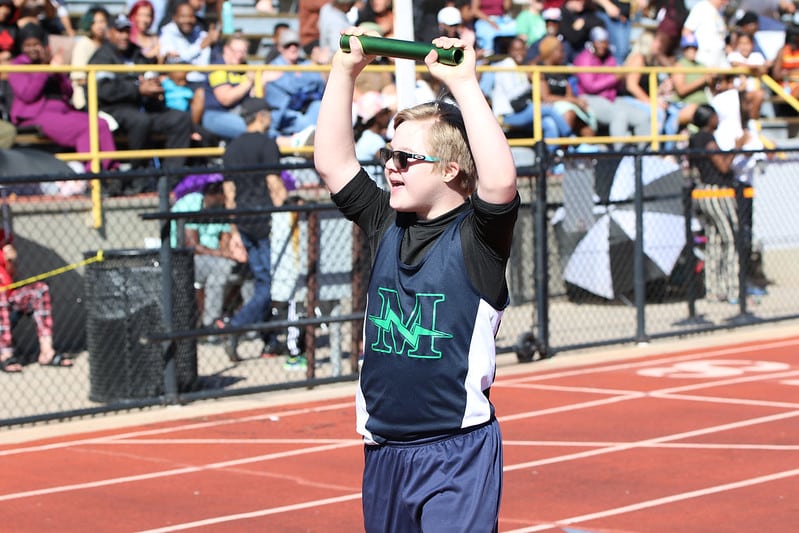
[67,0,299,62]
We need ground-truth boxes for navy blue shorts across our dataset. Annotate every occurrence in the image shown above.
[362,419,503,533]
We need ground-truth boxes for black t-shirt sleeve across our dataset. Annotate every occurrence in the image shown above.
[462,192,521,309]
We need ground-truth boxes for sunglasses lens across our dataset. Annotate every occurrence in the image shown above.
[395,151,408,169]
[379,148,391,166]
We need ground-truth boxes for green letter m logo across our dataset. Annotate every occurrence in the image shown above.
[367,287,453,359]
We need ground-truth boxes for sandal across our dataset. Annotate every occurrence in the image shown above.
[39,353,73,368]
[1,356,23,373]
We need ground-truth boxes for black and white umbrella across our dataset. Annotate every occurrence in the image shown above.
[562,156,686,300]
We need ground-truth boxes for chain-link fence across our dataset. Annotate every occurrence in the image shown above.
[2,147,799,426]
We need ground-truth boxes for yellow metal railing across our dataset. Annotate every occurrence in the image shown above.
[0,61,785,229]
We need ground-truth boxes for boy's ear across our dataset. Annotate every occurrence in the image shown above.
[441,161,461,183]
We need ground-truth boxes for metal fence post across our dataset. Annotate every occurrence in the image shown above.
[633,154,648,343]
[159,175,178,403]
[534,141,550,358]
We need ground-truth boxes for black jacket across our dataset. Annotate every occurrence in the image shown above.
[88,41,158,110]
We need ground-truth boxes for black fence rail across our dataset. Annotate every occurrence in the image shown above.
[2,147,798,426]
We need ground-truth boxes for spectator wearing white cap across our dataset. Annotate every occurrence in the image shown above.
[523,6,562,62]
[437,3,478,52]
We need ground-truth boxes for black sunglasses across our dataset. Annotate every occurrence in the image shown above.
[378,148,440,170]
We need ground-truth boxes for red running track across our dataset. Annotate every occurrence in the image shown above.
[1,332,798,532]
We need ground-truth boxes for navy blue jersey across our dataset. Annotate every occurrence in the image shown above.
[332,169,520,444]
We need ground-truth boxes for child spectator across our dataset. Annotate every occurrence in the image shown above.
[726,31,767,126]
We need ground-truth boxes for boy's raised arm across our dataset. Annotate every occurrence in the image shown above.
[425,37,517,205]
[314,28,377,195]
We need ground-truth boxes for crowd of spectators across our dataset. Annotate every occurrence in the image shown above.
[1,0,798,193]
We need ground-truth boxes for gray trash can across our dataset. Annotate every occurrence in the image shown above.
[84,249,197,403]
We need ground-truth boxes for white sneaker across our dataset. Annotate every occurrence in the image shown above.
[289,126,315,148]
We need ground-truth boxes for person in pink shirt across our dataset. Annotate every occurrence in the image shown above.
[9,23,118,171]
[573,25,649,149]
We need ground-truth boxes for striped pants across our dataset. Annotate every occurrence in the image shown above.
[695,185,739,302]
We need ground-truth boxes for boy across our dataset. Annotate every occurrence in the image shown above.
[314,28,519,532]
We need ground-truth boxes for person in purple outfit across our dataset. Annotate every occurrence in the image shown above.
[8,23,118,171]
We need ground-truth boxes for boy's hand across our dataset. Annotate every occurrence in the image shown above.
[333,27,379,76]
[425,37,473,86]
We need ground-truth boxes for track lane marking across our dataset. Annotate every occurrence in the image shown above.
[503,467,799,533]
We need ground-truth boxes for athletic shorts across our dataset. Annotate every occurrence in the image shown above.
[362,418,503,533]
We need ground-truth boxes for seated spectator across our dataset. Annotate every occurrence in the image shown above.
[524,6,561,63]
[730,11,772,61]
[621,29,672,147]
[573,26,650,150]
[159,0,220,86]
[89,14,193,191]
[70,6,110,111]
[0,0,18,65]
[318,0,356,54]
[263,22,290,64]
[265,28,326,138]
[651,0,688,66]
[201,34,261,140]
[16,0,74,37]
[558,0,605,63]
[682,0,729,69]
[159,0,208,33]
[772,21,799,104]
[726,31,767,126]
[171,177,244,332]
[536,35,597,138]
[161,58,204,122]
[354,90,392,188]
[593,0,634,64]
[9,23,118,172]
[356,0,394,39]
[669,34,714,136]
[437,4,478,54]
[514,0,547,47]
[129,0,161,60]
[472,0,517,56]
[0,240,71,373]
[490,36,572,149]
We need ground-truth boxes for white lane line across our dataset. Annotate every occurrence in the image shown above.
[0,441,362,502]
[95,438,357,445]
[503,440,799,451]
[503,409,799,473]
[0,401,355,457]
[503,467,799,533]
[499,337,799,386]
[135,492,364,533]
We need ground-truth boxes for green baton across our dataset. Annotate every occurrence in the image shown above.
[339,35,464,66]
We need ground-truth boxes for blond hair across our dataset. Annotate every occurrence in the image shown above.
[393,100,476,195]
